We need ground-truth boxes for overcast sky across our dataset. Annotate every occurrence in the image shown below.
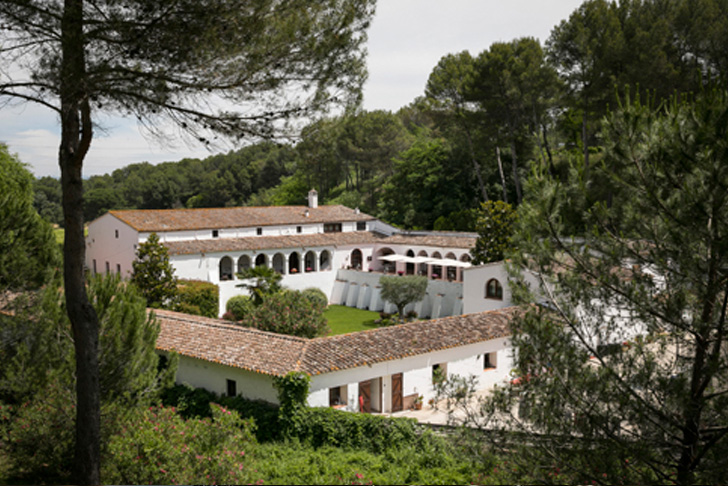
[2,0,584,178]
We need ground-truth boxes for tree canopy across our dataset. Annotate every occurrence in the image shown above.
[131,233,178,309]
[0,145,59,292]
[491,88,728,485]
[380,275,428,319]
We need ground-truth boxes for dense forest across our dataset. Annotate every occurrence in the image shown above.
[32,0,728,232]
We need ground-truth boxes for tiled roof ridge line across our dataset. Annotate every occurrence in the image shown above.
[151,309,309,344]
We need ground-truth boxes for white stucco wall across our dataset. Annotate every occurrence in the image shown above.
[462,262,540,314]
[85,213,139,278]
[307,336,512,412]
[174,354,279,404]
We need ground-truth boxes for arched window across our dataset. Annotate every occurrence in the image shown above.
[485,278,503,300]
[219,256,233,281]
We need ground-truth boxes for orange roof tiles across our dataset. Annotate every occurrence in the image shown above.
[163,231,386,255]
[154,307,520,377]
[110,205,374,232]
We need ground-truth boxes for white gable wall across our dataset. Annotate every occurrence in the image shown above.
[85,213,139,278]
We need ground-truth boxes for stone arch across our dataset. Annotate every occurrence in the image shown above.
[289,251,301,274]
[376,247,395,273]
[445,252,457,281]
[219,256,233,281]
[304,251,317,272]
[431,251,443,279]
[272,253,285,274]
[417,250,429,275]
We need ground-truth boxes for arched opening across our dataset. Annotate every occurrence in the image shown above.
[319,250,331,271]
[485,278,503,300]
[272,253,285,274]
[254,253,267,268]
[375,247,394,273]
[237,255,251,274]
[304,251,317,272]
[350,249,363,270]
[445,252,457,281]
[417,250,428,276]
[431,251,442,279]
[288,252,300,274]
[406,249,415,275]
[219,256,233,281]
[460,253,471,263]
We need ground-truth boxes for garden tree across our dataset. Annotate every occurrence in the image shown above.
[0,1,373,479]
[0,145,60,292]
[475,89,728,485]
[425,51,489,202]
[1,273,176,406]
[378,136,467,229]
[546,0,624,171]
[475,38,560,202]
[379,275,427,319]
[238,289,328,338]
[174,279,219,318]
[131,233,178,309]
[337,110,413,210]
[236,265,283,306]
[470,200,517,265]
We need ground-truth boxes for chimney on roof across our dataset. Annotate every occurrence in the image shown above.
[354,207,360,214]
[308,189,318,209]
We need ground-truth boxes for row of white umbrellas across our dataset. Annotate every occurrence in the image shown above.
[378,253,472,268]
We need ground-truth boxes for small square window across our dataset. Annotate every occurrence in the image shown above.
[484,352,497,370]
[226,379,237,397]
[256,227,263,236]
[212,230,219,238]
[356,221,366,231]
[297,226,302,234]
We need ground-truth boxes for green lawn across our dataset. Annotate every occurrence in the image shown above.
[324,305,381,335]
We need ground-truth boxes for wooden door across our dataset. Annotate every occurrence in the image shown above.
[358,380,371,413]
[391,373,403,412]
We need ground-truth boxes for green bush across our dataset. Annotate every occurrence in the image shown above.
[301,287,329,308]
[103,403,258,485]
[226,294,254,320]
[161,384,280,442]
[175,279,219,318]
[239,289,329,338]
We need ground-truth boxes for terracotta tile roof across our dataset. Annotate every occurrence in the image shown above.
[164,231,386,256]
[300,307,518,375]
[382,233,477,250]
[110,205,374,232]
[155,307,520,377]
[154,309,308,376]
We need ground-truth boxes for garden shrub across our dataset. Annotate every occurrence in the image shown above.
[226,294,254,320]
[175,279,219,318]
[239,289,328,338]
[103,403,258,485]
[161,384,280,442]
[301,287,328,308]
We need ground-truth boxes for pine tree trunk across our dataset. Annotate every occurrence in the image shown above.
[464,126,488,202]
[496,146,508,203]
[61,1,100,483]
[510,137,522,205]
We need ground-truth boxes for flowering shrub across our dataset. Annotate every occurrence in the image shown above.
[239,289,328,338]
[103,403,258,485]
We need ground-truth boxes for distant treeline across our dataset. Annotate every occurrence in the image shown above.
[32,0,728,232]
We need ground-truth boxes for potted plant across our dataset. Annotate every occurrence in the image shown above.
[413,394,423,410]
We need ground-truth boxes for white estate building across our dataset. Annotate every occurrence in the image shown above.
[86,190,513,317]
[155,306,519,412]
